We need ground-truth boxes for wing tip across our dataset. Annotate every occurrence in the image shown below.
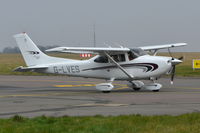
[13,32,27,38]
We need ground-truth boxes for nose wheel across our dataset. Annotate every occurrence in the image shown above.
[152,90,160,92]
[129,80,162,92]
[102,91,111,93]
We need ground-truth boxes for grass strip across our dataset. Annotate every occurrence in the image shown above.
[0,113,200,133]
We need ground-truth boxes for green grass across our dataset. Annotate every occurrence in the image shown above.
[0,55,43,76]
[0,113,200,133]
[176,65,200,77]
[0,53,200,77]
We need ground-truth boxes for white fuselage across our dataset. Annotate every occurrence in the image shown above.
[13,33,186,92]
[39,55,172,80]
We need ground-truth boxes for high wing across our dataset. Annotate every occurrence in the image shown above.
[46,43,187,54]
[46,47,130,54]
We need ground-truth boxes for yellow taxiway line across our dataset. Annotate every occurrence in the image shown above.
[54,83,129,90]
[54,84,96,87]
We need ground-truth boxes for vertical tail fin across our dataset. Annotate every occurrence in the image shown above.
[14,33,50,66]
[14,32,69,66]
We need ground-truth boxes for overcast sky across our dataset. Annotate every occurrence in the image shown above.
[0,0,199,52]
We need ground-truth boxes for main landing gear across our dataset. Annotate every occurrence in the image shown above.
[95,78,115,93]
[128,81,144,91]
[96,83,113,93]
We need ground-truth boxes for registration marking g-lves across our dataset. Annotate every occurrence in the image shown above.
[53,65,80,74]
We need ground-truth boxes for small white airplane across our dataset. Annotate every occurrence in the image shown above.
[13,32,187,93]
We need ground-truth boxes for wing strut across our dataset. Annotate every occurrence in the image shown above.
[104,52,134,80]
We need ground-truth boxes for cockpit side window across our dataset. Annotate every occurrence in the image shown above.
[94,56,108,63]
[119,54,125,61]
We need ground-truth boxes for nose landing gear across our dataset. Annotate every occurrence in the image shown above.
[129,80,162,92]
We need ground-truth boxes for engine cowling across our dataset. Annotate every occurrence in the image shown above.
[96,83,114,92]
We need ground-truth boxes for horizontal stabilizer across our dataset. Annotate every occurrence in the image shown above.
[13,65,48,72]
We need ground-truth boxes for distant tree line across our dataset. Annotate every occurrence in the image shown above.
[2,45,59,53]
[2,46,20,53]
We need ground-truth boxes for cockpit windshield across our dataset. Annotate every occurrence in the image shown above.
[128,48,146,60]
[130,48,147,56]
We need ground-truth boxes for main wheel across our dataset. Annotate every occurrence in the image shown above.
[133,88,141,91]
[152,90,159,92]
[102,91,111,93]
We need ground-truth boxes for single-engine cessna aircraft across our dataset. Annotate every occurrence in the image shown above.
[13,33,187,93]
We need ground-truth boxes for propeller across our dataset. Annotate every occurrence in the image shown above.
[168,48,184,84]
[170,56,183,84]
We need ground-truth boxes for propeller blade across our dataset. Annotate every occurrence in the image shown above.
[170,65,176,85]
[178,56,184,60]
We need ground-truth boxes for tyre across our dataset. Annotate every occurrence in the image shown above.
[133,88,141,91]
[102,91,111,93]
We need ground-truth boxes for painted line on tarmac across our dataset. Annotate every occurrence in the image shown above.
[1,89,200,99]
[2,78,128,88]
[3,78,200,90]
[114,86,129,90]
[0,91,94,98]
[2,78,129,90]
[74,103,128,107]
[1,79,101,84]
[54,84,96,87]
[0,93,53,98]
[174,87,200,90]
[0,83,129,98]
[54,83,129,90]
[113,83,129,90]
